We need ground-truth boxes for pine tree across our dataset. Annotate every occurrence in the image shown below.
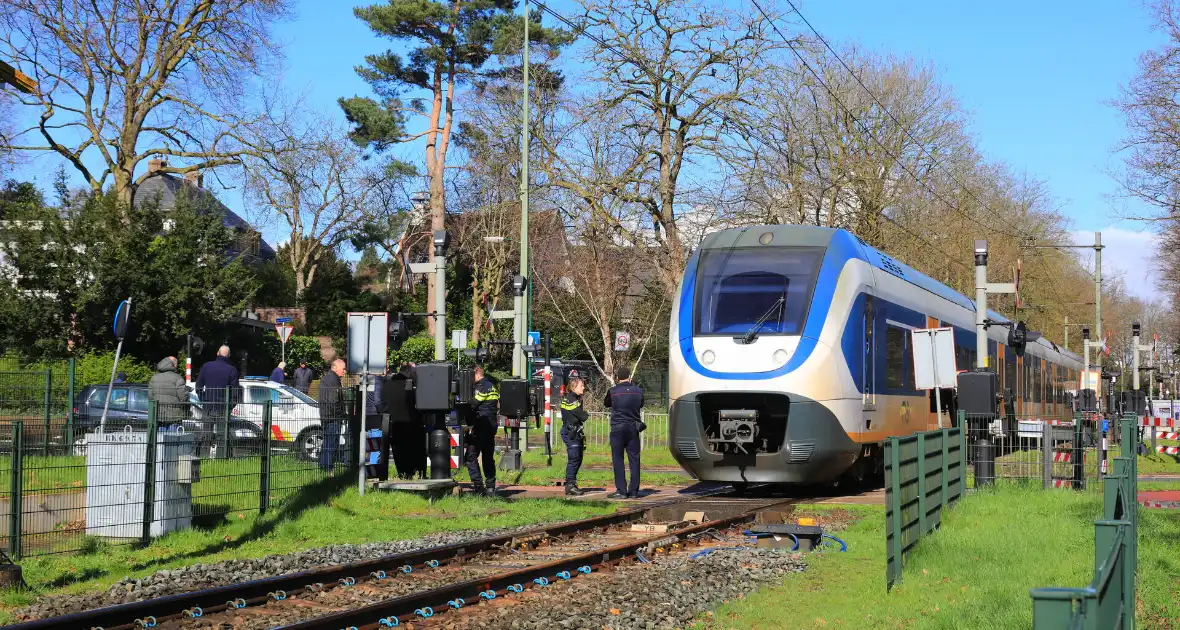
[339,0,570,332]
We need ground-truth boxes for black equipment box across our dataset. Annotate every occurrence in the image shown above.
[415,363,455,411]
[1078,389,1097,412]
[455,368,475,405]
[1120,390,1146,415]
[748,524,824,551]
[500,378,531,418]
[957,369,997,418]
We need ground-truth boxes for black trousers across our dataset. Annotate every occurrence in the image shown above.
[610,423,641,495]
[465,417,497,487]
[561,425,584,485]
[391,421,426,479]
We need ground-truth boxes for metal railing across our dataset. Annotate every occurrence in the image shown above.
[1029,415,1138,629]
[885,425,967,590]
[543,411,669,453]
[0,388,358,559]
[963,410,1113,489]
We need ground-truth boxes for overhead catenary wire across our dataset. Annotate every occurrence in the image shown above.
[530,0,998,276]
[746,0,1028,241]
[774,0,1029,238]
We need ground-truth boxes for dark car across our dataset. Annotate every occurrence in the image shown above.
[72,383,263,457]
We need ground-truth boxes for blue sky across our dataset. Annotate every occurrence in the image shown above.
[7,0,1166,296]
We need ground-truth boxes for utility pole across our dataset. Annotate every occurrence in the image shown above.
[514,3,531,379]
[973,240,1017,369]
[1022,232,1103,402]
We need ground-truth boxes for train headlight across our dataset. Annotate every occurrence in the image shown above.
[773,349,788,365]
[701,350,716,365]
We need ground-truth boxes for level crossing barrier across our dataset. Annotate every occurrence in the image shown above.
[885,425,966,590]
[1028,415,1138,629]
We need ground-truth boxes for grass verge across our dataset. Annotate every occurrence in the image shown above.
[0,477,615,625]
[698,484,1169,629]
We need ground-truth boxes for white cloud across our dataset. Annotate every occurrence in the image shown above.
[1070,226,1158,299]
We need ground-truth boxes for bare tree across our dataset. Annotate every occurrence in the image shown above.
[548,0,786,298]
[243,119,371,299]
[1,0,290,204]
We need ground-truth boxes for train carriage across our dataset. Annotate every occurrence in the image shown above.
[667,225,1082,486]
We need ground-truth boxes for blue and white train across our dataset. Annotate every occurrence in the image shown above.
[668,225,1083,486]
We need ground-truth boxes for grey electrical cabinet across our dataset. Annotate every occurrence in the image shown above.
[84,428,196,538]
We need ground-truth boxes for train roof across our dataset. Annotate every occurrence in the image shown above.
[696,225,1081,362]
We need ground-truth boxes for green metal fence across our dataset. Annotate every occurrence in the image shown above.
[0,387,359,559]
[885,425,966,590]
[1028,415,1139,630]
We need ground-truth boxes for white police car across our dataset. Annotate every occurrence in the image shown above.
[231,377,342,461]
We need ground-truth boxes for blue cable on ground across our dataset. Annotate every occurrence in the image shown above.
[821,534,848,552]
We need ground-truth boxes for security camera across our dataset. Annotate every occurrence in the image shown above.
[513,274,527,296]
[433,230,450,256]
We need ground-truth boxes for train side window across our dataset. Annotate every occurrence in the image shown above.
[1024,361,1032,403]
[1005,350,1017,396]
[885,327,906,389]
[1033,360,1042,403]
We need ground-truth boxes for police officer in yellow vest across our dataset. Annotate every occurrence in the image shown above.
[560,370,589,496]
[467,364,499,497]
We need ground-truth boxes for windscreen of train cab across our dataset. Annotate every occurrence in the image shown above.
[693,247,825,337]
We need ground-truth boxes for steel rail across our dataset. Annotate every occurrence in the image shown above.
[282,507,770,630]
[8,487,741,630]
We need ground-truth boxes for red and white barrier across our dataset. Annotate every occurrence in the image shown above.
[185,356,192,384]
[543,366,552,432]
[1052,451,1073,463]
[1141,417,1178,428]
[1051,479,1077,489]
[449,428,461,469]
[1159,432,1180,440]
[1155,445,1180,456]
[1140,500,1180,510]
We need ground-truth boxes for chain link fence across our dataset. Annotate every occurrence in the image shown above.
[0,382,357,559]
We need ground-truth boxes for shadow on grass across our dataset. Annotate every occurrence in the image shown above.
[127,472,352,572]
[46,566,105,589]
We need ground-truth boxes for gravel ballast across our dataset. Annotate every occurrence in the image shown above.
[14,524,547,622]
[437,546,808,630]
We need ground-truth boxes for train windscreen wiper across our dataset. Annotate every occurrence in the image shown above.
[739,296,786,345]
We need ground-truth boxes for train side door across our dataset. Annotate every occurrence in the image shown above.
[863,296,876,410]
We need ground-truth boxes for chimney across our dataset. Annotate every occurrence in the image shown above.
[184,170,203,188]
[148,157,167,173]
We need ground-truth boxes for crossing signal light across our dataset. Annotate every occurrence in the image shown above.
[1008,320,1041,357]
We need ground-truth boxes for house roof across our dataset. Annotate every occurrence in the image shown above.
[135,172,276,260]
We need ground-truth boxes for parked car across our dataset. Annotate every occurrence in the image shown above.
[229,377,335,461]
[72,383,264,457]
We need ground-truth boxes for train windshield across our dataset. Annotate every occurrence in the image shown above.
[694,247,824,336]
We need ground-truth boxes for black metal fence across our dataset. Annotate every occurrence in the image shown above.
[0,387,358,559]
[961,409,1116,489]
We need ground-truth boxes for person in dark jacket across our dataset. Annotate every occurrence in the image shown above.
[294,360,314,393]
[195,345,241,457]
[270,361,286,383]
[148,356,187,425]
[605,365,644,498]
[114,371,127,384]
[466,364,499,496]
[384,363,424,479]
[560,372,589,496]
[318,358,347,471]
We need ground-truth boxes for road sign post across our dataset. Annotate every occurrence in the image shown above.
[276,323,294,364]
[99,298,133,432]
[347,312,390,497]
[911,328,957,428]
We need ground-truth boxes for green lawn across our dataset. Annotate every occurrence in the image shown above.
[699,483,1172,629]
[0,477,616,625]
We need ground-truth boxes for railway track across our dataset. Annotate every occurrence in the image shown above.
[11,490,802,630]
